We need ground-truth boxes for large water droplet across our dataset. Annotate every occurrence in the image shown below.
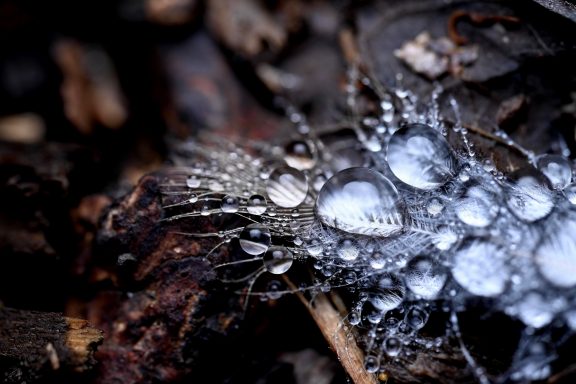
[505,169,555,223]
[405,256,447,299]
[247,194,267,215]
[221,195,240,213]
[315,167,404,237]
[239,223,271,255]
[266,166,308,208]
[455,185,499,227]
[383,337,402,357]
[535,214,576,287]
[405,306,429,330]
[364,355,380,373]
[387,123,457,190]
[285,140,316,170]
[452,240,509,297]
[536,154,572,190]
[263,246,294,274]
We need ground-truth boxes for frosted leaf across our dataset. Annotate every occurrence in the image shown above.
[387,123,457,190]
[455,185,499,227]
[315,167,405,237]
[536,154,572,190]
[263,246,294,274]
[266,166,308,208]
[452,241,509,297]
[405,256,447,299]
[239,223,271,255]
[534,215,576,287]
[505,170,555,223]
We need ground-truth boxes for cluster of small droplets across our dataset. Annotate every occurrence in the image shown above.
[160,69,576,382]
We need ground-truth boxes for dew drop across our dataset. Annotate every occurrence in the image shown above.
[186,175,201,188]
[383,337,402,357]
[266,166,308,208]
[364,355,380,373]
[337,238,360,261]
[505,169,555,223]
[285,140,316,170]
[263,246,294,274]
[536,154,572,190]
[534,214,576,288]
[405,256,447,299]
[315,167,404,237]
[239,223,271,255]
[370,273,405,312]
[405,307,429,330]
[515,292,557,328]
[247,194,267,215]
[564,182,576,204]
[349,311,361,325]
[426,197,444,217]
[370,252,386,269]
[387,123,457,190]
[221,195,240,213]
[452,240,509,297]
[455,185,499,227]
[306,239,324,257]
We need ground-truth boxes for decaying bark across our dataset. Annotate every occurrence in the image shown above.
[0,306,103,383]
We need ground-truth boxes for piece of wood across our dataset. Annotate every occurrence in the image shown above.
[0,306,103,382]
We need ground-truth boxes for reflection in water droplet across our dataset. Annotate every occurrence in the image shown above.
[405,256,447,299]
[455,185,499,227]
[364,355,380,373]
[315,167,404,237]
[405,307,429,329]
[221,195,240,213]
[535,215,576,287]
[564,183,576,204]
[370,273,405,311]
[306,239,324,256]
[239,223,271,255]
[537,154,572,190]
[266,166,308,208]
[387,123,457,189]
[247,194,267,215]
[384,337,402,357]
[506,171,555,223]
[337,238,360,261]
[263,246,294,274]
[186,176,201,188]
[452,241,509,297]
[285,140,316,170]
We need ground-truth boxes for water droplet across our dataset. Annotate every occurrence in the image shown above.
[208,180,224,192]
[536,154,572,190]
[349,311,361,325]
[505,169,555,223]
[370,273,405,311]
[383,337,402,357]
[535,214,576,287]
[516,292,557,328]
[337,238,360,261]
[455,185,499,227]
[405,307,429,329]
[370,252,386,269]
[315,167,405,237]
[263,246,294,274]
[432,226,459,251]
[405,256,447,299]
[387,123,457,190]
[239,224,271,255]
[188,194,198,203]
[186,176,201,188]
[221,195,240,213]
[563,182,576,204]
[247,194,267,215]
[364,355,380,373]
[364,134,382,152]
[285,140,316,170]
[306,239,324,257]
[452,241,509,297]
[266,166,308,208]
